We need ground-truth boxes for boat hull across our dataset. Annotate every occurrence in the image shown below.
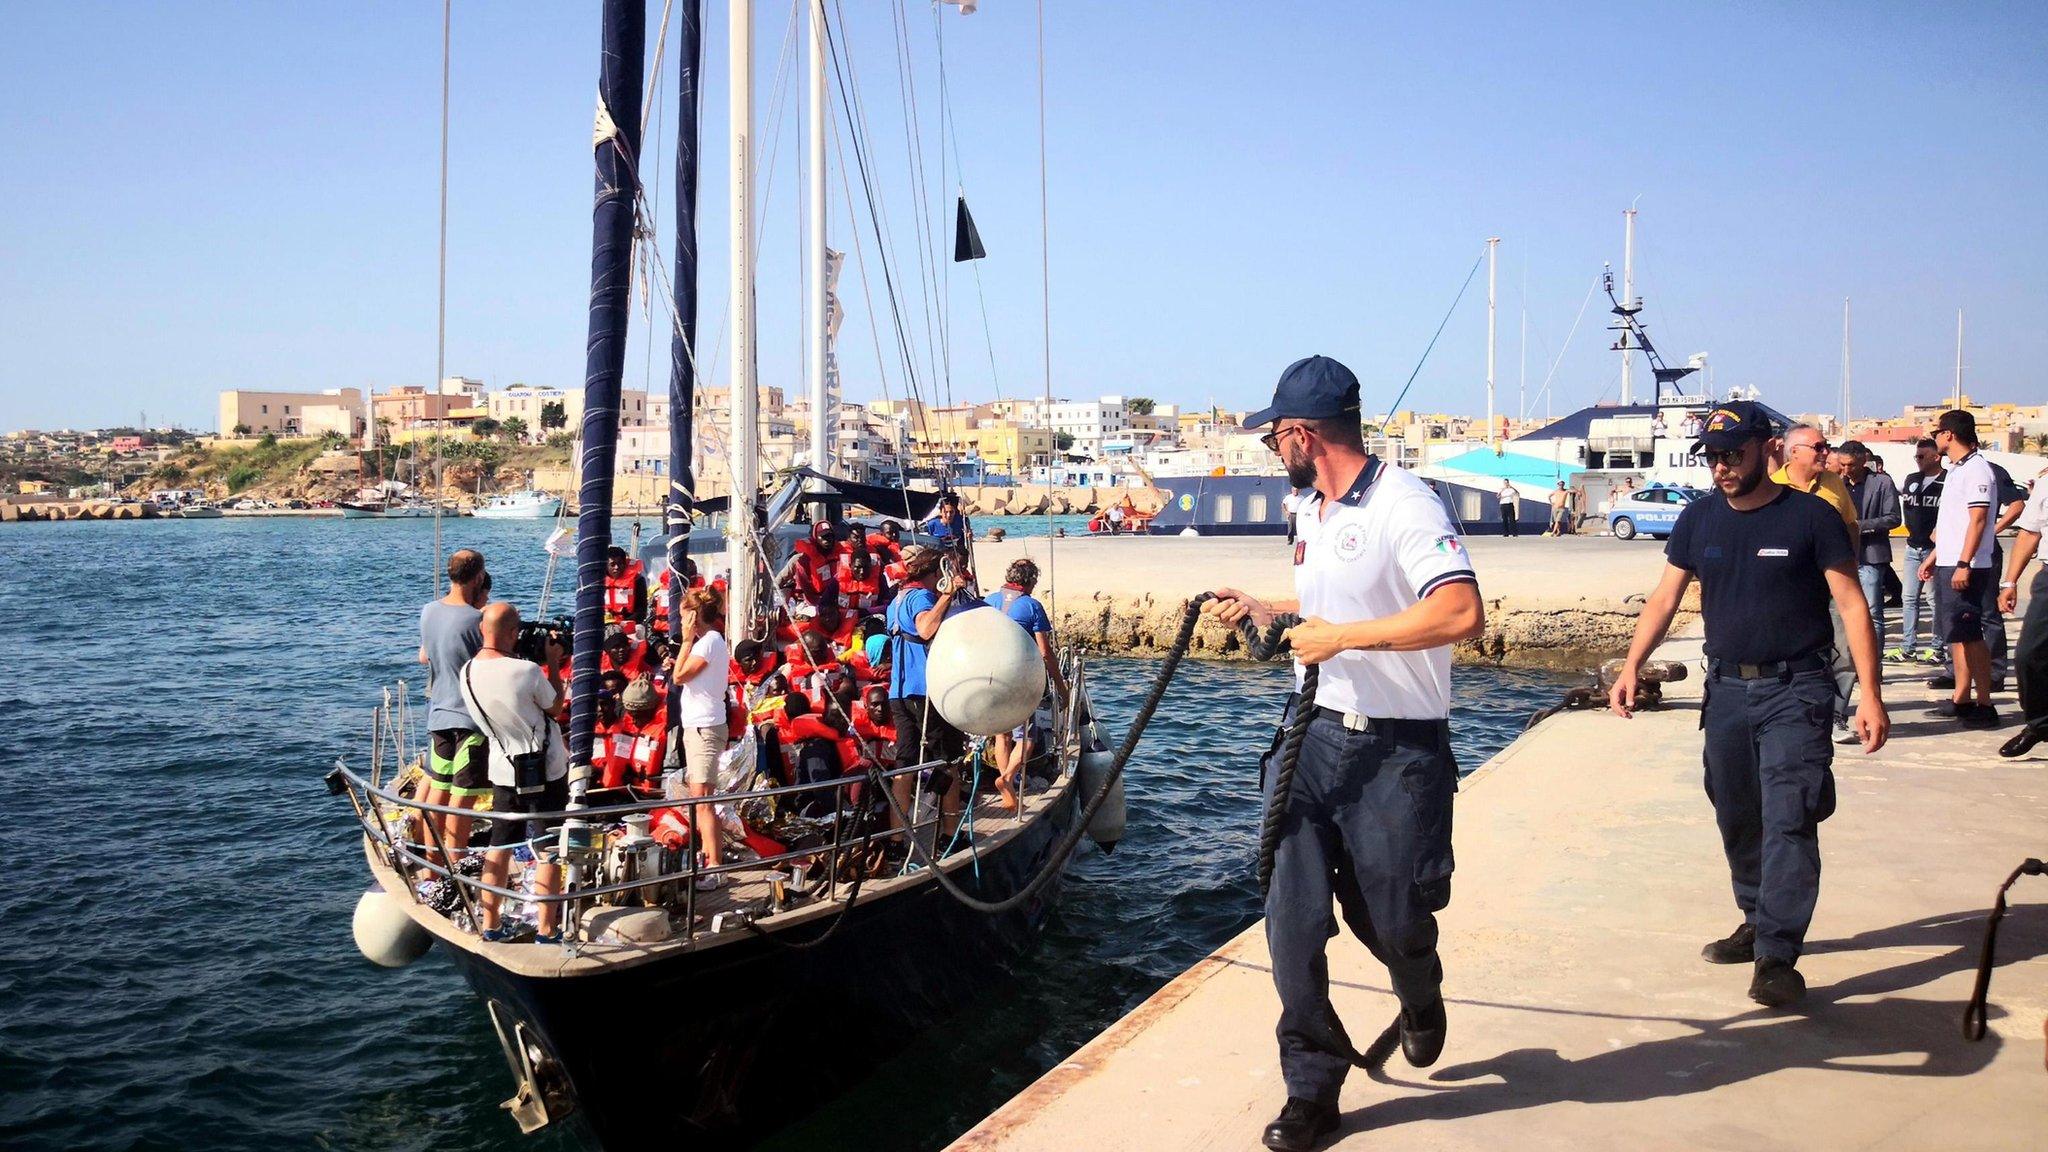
[472,496,564,519]
[439,780,1081,1150]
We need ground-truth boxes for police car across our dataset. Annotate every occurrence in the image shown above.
[1606,484,1707,540]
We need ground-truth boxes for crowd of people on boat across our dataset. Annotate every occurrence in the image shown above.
[410,489,1071,943]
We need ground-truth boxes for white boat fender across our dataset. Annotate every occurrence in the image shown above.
[925,605,1047,737]
[353,887,432,968]
[1076,746,1126,853]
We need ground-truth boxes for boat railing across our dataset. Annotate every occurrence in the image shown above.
[334,659,1086,948]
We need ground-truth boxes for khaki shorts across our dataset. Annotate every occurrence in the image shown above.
[680,723,729,786]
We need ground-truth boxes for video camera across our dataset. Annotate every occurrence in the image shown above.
[514,615,573,665]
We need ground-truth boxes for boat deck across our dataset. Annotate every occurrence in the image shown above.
[367,771,1072,978]
[947,630,2048,1151]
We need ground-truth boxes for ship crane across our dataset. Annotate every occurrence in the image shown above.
[1603,262,1699,403]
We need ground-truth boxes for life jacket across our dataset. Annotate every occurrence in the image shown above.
[844,649,886,684]
[601,644,651,681]
[603,561,645,622]
[605,706,669,790]
[592,716,622,787]
[649,581,672,634]
[649,805,693,850]
[853,711,897,766]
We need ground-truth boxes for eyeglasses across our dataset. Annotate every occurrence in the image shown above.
[1260,424,1312,453]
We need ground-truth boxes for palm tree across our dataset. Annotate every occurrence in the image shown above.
[502,416,531,442]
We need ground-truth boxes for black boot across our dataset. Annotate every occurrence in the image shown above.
[1701,922,1755,964]
[1749,956,1806,1008]
[1262,1097,1340,1152]
[1399,997,1447,1068]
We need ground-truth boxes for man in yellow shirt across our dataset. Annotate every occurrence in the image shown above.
[1771,424,1858,546]
[1772,423,1862,741]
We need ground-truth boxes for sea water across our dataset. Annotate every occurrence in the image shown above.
[0,517,1572,1151]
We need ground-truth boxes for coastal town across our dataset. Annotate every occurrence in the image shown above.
[5,376,2045,520]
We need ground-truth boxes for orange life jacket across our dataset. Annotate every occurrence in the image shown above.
[603,561,645,622]
[604,706,669,790]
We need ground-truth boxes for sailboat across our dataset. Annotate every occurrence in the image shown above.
[333,3,1115,1147]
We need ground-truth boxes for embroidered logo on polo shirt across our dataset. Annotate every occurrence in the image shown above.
[1757,548,1789,557]
[1433,535,1463,554]
[1333,523,1370,560]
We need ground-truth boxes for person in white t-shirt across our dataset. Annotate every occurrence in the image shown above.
[1203,355,1484,1150]
[1918,409,2000,725]
[1281,487,1308,545]
[668,585,732,887]
[1497,481,1521,538]
[1997,471,2048,757]
[458,602,570,943]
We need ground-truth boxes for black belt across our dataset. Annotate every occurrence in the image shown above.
[1708,652,1829,681]
[1308,706,1445,737]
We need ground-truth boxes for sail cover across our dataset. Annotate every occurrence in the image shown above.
[567,0,644,778]
[953,194,986,262]
[664,0,704,639]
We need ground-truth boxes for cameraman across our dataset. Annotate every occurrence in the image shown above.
[459,602,571,944]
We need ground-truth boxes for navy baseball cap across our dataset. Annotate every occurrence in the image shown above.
[1243,355,1362,429]
[1690,401,1774,452]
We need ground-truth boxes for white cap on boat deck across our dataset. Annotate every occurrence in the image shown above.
[925,605,1046,737]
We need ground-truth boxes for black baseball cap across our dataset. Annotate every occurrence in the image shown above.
[1690,401,1775,453]
[1243,355,1362,429]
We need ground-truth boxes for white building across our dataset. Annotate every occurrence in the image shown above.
[1008,395,1130,460]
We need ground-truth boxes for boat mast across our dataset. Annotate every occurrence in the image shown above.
[1839,297,1851,426]
[567,0,645,787]
[665,0,704,642]
[1953,308,1964,409]
[1619,207,1637,404]
[726,0,759,638]
[1485,236,1499,450]
[805,0,829,486]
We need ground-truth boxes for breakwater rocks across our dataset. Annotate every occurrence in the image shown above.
[1045,592,1696,672]
[944,485,1161,518]
[1,499,157,522]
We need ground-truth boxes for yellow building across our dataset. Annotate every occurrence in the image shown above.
[217,388,364,437]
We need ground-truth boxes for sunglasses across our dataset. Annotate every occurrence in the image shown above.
[1793,441,1832,455]
[1259,424,1312,453]
[1702,447,1750,468]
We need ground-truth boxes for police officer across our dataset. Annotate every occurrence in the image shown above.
[1206,355,1485,1152]
[1609,401,1890,1010]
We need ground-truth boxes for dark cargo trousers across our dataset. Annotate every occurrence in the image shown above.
[1701,666,1838,962]
[2018,567,2048,739]
[1261,700,1457,1104]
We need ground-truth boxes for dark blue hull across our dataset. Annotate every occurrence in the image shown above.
[441,781,1081,1150]
[1146,472,1514,536]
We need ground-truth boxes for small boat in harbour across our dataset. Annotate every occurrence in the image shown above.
[172,502,225,519]
[471,489,564,520]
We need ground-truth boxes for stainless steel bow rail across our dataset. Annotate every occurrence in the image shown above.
[330,668,1090,949]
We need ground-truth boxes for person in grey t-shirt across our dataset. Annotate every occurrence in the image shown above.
[416,549,489,869]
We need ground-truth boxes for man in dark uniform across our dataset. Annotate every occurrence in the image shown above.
[1206,356,1485,1151]
[1610,401,1889,1008]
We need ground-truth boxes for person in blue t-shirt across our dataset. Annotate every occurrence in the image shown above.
[884,546,972,835]
[984,558,1071,809]
[920,493,972,555]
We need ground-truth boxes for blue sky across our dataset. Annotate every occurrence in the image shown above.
[3,1,2044,433]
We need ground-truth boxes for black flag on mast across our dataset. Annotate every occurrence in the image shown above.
[953,194,986,262]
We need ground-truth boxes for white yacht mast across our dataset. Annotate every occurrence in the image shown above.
[805,0,829,482]
[727,0,758,637]
[1618,208,1637,405]
[1953,308,1964,410]
[1485,237,1499,449]
[1839,297,1851,426]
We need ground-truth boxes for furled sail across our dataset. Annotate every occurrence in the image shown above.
[567,0,645,781]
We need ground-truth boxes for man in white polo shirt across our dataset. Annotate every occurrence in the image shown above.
[1918,408,2000,727]
[1205,355,1485,1152]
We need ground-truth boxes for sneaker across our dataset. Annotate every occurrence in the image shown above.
[1957,703,2001,729]
[1929,700,1961,719]
[1701,922,1756,965]
[1834,724,1863,745]
[533,930,563,945]
[693,873,727,892]
[1927,672,1957,690]
[481,923,532,944]
[1261,1097,1340,1152]
[1749,956,1806,1008]
[1882,647,1907,662]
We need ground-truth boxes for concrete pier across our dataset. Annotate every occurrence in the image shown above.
[949,630,2048,1151]
[971,534,1686,669]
